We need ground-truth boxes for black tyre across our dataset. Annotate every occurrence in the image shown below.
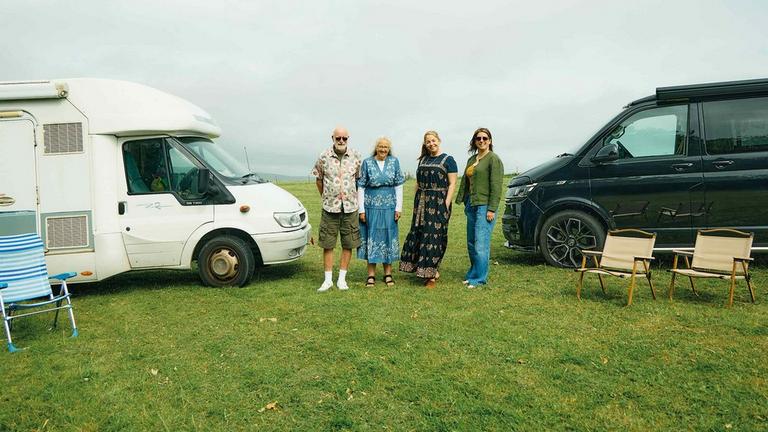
[198,235,255,287]
[538,210,605,268]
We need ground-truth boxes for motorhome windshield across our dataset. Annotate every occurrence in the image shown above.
[178,137,266,183]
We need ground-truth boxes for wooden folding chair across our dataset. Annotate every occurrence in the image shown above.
[669,228,755,308]
[575,229,656,306]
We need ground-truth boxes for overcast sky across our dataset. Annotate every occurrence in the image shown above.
[3,0,768,176]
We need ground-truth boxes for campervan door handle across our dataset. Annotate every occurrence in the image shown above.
[712,160,734,169]
[118,201,126,215]
[670,163,693,171]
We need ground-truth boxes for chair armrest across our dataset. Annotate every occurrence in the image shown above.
[581,250,603,257]
[0,282,6,289]
[733,257,754,262]
[634,256,655,261]
[671,249,693,257]
[49,272,77,281]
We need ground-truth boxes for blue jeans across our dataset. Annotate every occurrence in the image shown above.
[464,199,497,285]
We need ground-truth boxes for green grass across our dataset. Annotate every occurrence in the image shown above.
[2,180,768,431]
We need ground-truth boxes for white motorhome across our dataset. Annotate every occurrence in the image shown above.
[0,79,311,287]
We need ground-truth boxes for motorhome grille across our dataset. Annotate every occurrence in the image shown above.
[46,215,89,249]
[43,122,83,153]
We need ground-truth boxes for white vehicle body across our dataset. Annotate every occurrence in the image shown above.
[0,79,310,286]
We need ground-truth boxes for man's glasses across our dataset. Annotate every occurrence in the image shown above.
[333,136,349,142]
[475,136,490,142]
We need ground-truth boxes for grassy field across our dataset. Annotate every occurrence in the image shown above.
[2,180,768,431]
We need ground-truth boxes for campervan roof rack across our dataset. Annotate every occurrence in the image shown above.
[0,80,68,101]
[656,78,768,101]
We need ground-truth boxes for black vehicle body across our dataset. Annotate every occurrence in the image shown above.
[503,78,768,267]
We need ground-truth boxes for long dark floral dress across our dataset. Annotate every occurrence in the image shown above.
[400,153,457,278]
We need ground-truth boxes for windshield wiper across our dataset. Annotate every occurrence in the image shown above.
[556,152,574,158]
[241,172,267,184]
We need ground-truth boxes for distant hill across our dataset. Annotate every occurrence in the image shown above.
[257,172,313,183]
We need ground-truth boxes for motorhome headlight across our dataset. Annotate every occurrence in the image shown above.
[507,183,538,199]
[273,210,304,228]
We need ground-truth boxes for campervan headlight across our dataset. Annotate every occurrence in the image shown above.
[273,210,304,228]
[508,183,538,199]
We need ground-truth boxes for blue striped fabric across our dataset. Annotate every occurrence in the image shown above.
[0,233,53,303]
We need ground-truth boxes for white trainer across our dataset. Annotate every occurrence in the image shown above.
[337,280,350,290]
[317,280,333,292]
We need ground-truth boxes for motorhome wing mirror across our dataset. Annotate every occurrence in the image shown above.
[197,168,210,195]
[592,143,619,163]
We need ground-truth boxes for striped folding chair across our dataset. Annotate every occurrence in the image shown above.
[0,233,78,352]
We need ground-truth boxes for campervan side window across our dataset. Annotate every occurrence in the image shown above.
[602,105,688,159]
[703,96,768,155]
[123,139,208,200]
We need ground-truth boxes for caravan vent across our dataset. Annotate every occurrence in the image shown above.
[44,122,83,154]
[46,215,89,249]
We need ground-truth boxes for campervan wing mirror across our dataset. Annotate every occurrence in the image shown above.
[592,143,619,163]
[197,168,210,195]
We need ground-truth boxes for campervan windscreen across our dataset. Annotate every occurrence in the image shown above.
[178,137,266,184]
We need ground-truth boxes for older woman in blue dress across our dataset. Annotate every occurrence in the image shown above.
[357,137,405,287]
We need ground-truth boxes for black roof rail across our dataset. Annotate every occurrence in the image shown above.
[656,78,768,101]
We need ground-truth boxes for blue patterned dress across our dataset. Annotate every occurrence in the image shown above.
[357,156,405,263]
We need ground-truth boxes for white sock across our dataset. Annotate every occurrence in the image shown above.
[324,271,333,284]
[338,269,347,283]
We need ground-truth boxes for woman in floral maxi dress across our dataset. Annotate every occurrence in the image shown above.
[399,131,458,288]
[357,137,405,287]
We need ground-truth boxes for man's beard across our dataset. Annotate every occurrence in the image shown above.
[334,143,347,155]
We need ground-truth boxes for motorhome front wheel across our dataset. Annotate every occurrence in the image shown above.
[198,235,255,287]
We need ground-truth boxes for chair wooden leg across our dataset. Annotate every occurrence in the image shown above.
[743,262,756,303]
[643,260,656,300]
[577,255,587,300]
[681,256,699,296]
[627,261,638,306]
[592,256,606,294]
[669,255,678,300]
[728,262,737,308]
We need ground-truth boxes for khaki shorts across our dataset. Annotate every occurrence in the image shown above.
[319,210,361,250]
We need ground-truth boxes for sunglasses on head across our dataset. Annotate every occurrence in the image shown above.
[333,136,349,142]
[475,136,490,142]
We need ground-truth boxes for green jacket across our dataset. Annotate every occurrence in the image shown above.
[455,151,505,213]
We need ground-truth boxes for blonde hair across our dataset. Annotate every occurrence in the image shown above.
[419,130,441,160]
[371,136,393,157]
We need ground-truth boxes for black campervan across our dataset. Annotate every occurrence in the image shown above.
[503,78,768,267]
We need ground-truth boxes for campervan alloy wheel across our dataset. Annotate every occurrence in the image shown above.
[198,235,255,287]
[538,210,605,268]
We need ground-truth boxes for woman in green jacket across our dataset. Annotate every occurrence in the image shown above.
[456,128,504,288]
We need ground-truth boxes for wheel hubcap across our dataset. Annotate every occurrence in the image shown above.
[209,248,239,280]
[545,217,598,267]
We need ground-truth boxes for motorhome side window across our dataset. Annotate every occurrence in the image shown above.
[602,105,688,159]
[123,139,205,200]
[123,139,171,194]
[703,96,768,155]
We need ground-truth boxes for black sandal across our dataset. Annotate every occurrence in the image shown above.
[383,274,395,287]
[365,276,376,287]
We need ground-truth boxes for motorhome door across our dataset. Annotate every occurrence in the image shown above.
[118,137,213,268]
[0,117,38,235]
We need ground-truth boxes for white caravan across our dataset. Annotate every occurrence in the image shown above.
[0,79,311,287]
